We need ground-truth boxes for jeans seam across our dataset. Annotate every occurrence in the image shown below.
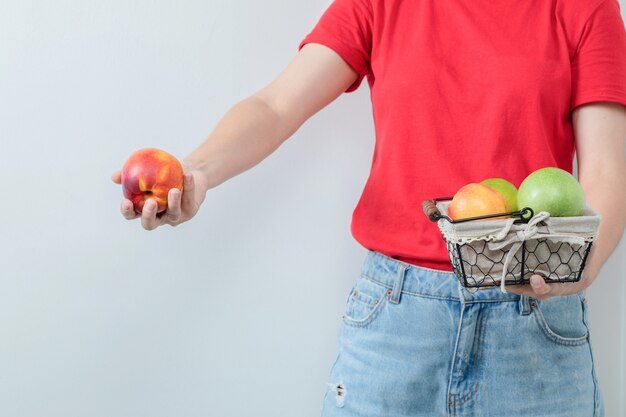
[462,298,520,304]
[402,291,460,302]
[342,291,389,328]
[447,305,465,417]
[530,302,589,346]
[361,274,461,301]
[448,384,479,407]
[581,299,601,416]
[361,275,527,303]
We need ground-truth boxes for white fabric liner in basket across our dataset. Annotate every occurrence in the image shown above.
[436,201,601,292]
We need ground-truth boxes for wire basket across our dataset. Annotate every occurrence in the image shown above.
[422,197,600,289]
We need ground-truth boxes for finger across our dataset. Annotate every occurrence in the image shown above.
[530,275,551,296]
[120,199,140,220]
[504,284,537,298]
[165,188,182,223]
[111,170,122,184]
[141,199,159,230]
[181,174,195,211]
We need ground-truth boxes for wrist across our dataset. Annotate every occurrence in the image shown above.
[581,266,599,288]
[181,157,219,192]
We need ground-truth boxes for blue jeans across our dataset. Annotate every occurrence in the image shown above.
[321,251,603,417]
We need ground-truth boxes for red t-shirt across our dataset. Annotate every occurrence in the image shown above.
[299,0,626,271]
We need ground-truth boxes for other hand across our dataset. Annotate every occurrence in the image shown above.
[505,273,593,301]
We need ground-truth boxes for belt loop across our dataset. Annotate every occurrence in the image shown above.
[519,295,531,316]
[390,263,407,304]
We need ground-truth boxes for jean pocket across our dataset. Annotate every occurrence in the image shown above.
[342,276,391,327]
[530,294,589,346]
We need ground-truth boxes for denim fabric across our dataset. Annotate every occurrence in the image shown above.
[320,251,603,417]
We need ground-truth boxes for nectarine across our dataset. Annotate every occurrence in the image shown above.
[448,183,509,221]
[121,148,184,213]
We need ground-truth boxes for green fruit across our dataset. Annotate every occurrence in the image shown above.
[517,167,585,217]
[481,178,518,212]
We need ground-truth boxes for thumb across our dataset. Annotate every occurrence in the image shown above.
[530,274,551,295]
[111,170,122,184]
[181,173,197,212]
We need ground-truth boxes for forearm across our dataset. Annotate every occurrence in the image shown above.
[581,171,626,284]
[182,95,298,191]
[179,45,359,194]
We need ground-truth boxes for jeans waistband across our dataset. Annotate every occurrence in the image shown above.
[360,251,523,303]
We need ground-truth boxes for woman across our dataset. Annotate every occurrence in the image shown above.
[112,0,626,415]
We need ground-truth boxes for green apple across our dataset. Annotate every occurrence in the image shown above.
[517,167,585,217]
[481,178,518,212]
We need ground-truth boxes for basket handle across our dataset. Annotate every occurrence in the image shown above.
[422,200,442,222]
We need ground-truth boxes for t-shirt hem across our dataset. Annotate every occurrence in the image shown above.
[299,35,369,92]
[571,93,626,110]
[394,255,454,273]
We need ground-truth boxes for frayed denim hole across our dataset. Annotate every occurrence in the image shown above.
[327,382,346,408]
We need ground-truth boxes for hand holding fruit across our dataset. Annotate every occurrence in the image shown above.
[112,148,207,230]
[441,166,594,297]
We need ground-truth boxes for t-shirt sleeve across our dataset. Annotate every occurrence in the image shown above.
[571,0,626,110]
[298,0,373,93]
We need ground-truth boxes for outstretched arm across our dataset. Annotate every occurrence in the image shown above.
[112,43,359,230]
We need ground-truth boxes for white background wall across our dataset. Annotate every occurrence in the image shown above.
[0,1,624,416]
